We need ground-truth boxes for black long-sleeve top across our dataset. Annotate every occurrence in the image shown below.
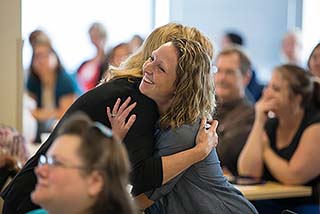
[1,78,162,214]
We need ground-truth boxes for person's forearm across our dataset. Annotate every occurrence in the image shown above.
[238,121,265,178]
[31,108,54,121]
[161,146,204,185]
[263,147,304,184]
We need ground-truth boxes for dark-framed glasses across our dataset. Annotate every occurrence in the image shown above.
[38,154,87,170]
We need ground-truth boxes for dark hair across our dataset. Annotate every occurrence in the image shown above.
[307,42,320,70]
[217,46,252,76]
[28,41,64,82]
[226,32,244,46]
[275,64,320,108]
[106,42,132,67]
[57,112,135,214]
[29,30,50,48]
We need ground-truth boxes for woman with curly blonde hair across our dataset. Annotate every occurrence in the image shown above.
[113,37,257,213]
[2,23,218,214]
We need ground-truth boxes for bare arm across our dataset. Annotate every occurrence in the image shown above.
[31,94,76,121]
[238,96,272,178]
[263,124,320,184]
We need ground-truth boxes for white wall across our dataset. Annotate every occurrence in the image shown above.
[169,0,302,82]
[0,0,23,131]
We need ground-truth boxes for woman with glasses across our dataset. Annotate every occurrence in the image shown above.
[27,112,135,214]
[2,23,217,214]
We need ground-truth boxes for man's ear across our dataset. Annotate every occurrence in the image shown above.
[87,170,104,197]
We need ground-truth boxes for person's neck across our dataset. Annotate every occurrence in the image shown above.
[95,48,105,62]
[278,106,304,129]
[157,99,173,115]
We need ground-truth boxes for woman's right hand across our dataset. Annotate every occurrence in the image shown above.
[254,92,277,125]
[107,97,137,140]
[195,118,219,160]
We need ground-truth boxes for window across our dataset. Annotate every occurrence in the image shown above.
[22,0,153,72]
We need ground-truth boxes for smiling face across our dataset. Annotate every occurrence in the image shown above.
[263,69,302,115]
[31,135,98,213]
[139,42,178,112]
[214,53,247,102]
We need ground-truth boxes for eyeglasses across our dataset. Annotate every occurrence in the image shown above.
[38,122,113,169]
[38,154,87,170]
[215,68,241,76]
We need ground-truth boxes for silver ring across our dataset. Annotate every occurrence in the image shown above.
[111,113,117,118]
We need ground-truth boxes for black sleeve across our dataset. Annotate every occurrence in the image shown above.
[1,79,163,212]
[122,85,163,196]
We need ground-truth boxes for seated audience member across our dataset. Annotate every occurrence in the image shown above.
[129,34,144,53]
[77,22,107,92]
[280,30,303,66]
[27,112,135,214]
[214,47,255,176]
[101,42,133,81]
[23,30,51,81]
[238,64,320,213]
[221,31,264,102]
[118,38,257,213]
[307,42,320,77]
[27,40,78,143]
[107,42,132,68]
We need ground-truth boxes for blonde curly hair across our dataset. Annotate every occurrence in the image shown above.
[104,22,213,80]
[158,37,215,128]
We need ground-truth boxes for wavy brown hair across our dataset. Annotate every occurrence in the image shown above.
[103,22,213,81]
[159,38,216,129]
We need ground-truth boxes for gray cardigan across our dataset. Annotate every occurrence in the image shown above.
[146,121,258,214]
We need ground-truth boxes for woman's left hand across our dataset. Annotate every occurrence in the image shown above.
[107,97,137,140]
